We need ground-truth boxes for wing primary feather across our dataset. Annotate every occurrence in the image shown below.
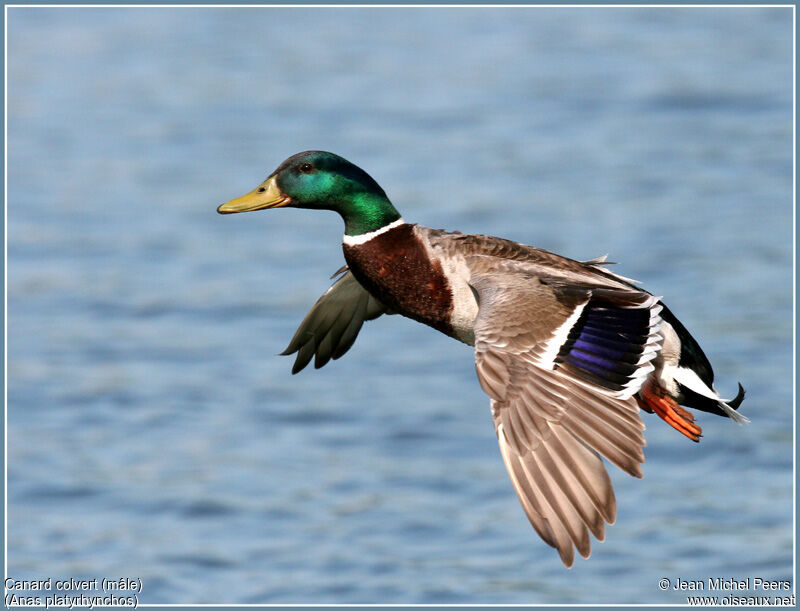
[497,424,559,548]
[314,301,361,369]
[513,445,580,566]
[507,400,539,452]
[331,293,369,360]
[560,411,644,478]
[506,455,575,566]
[291,339,316,375]
[532,436,595,556]
[568,399,645,449]
[282,270,388,370]
[282,288,341,356]
[545,427,611,537]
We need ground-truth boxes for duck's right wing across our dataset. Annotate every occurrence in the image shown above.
[467,257,652,567]
[281,267,390,373]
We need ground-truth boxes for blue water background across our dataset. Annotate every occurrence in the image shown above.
[6,6,793,604]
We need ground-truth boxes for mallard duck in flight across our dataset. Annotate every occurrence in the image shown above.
[218,150,747,567]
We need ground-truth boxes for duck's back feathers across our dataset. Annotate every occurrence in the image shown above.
[426,229,638,288]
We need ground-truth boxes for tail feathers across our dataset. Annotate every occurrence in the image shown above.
[659,305,747,423]
[727,383,746,410]
[679,385,749,425]
[673,366,748,424]
[713,383,748,423]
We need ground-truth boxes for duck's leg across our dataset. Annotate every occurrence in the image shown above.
[636,380,703,442]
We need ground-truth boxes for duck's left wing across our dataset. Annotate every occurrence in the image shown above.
[468,257,655,566]
[281,267,389,373]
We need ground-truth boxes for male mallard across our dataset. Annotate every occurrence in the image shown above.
[218,150,746,567]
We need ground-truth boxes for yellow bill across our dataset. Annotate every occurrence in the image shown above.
[217,175,291,214]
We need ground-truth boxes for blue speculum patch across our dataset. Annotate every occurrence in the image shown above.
[557,304,650,390]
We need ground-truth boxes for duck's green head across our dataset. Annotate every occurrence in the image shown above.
[217,151,402,236]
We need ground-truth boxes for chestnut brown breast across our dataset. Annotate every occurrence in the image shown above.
[343,224,455,337]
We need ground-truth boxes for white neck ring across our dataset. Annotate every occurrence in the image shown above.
[342,218,406,246]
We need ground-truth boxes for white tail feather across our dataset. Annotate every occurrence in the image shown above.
[673,367,749,424]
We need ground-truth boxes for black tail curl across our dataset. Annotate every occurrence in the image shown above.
[678,381,746,419]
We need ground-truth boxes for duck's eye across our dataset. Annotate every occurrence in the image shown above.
[298,163,314,174]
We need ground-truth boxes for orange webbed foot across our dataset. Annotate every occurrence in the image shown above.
[636,383,703,442]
